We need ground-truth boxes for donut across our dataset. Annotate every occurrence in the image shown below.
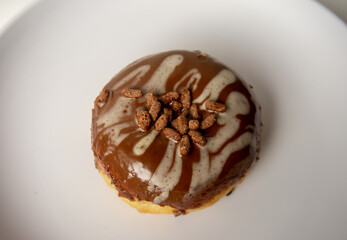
[91,50,261,216]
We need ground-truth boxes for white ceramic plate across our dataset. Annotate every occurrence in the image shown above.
[1,0,347,239]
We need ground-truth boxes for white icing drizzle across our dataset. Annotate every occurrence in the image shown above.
[142,54,184,94]
[193,69,236,109]
[101,121,133,147]
[189,147,209,193]
[189,80,251,193]
[97,98,133,129]
[188,73,201,91]
[128,161,152,181]
[189,132,253,193]
[207,92,250,153]
[210,132,252,179]
[173,68,201,92]
[133,130,159,155]
[104,145,116,157]
[110,65,151,91]
[147,141,182,204]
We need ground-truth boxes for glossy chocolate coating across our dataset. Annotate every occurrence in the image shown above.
[91,50,261,211]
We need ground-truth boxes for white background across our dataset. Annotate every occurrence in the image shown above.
[0,0,346,36]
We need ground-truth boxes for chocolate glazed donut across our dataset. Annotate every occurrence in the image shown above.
[91,50,261,215]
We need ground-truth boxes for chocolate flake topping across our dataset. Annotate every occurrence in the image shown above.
[188,119,199,130]
[136,110,151,130]
[154,114,168,131]
[179,88,191,109]
[188,130,207,146]
[205,100,226,112]
[146,92,158,107]
[163,128,181,142]
[180,135,190,156]
[161,91,180,105]
[189,103,201,120]
[200,114,217,130]
[123,88,226,156]
[122,88,143,98]
[149,101,161,121]
[96,89,111,107]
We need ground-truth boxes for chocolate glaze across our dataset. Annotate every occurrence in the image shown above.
[92,50,261,211]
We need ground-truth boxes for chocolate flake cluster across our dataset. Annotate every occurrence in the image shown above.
[121,88,226,156]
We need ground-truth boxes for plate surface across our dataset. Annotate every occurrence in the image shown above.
[0,0,347,239]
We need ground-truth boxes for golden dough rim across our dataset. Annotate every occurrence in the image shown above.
[97,165,245,215]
